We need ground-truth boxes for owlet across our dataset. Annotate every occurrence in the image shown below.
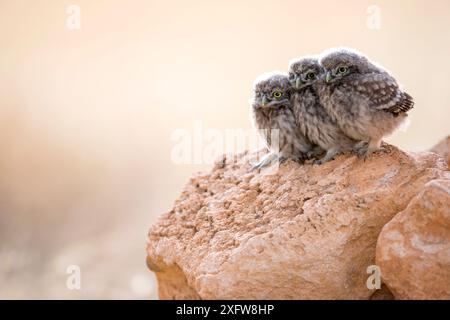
[250,71,321,169]
[318,47,414,158]
[288,57,358,164]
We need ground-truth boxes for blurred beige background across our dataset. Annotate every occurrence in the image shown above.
[0,0,449,299]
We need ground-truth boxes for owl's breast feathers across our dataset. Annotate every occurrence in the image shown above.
[352,72,414,116]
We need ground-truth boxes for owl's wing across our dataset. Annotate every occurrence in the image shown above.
[354,73,414,115]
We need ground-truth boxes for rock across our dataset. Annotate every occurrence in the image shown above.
[369,284,395,300]
[430,136,450,167]
[147,144,449,299]
[375,179,450,300]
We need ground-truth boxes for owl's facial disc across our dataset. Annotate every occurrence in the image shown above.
[325,65,350,83]
[289,64,321,89]
[255,93,273,109]
[302,69,318,85]
[288,72,306,90]
[253,74,290,109]
[256,89,289,109]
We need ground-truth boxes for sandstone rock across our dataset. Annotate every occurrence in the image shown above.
[430,136,450,167]
[375,179,450,300]
[147,145,449,299]
[369,284,395,300]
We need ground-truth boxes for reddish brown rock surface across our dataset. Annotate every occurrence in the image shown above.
[431,135,450,167]
[147,145,449,299]
[376,179,450,299]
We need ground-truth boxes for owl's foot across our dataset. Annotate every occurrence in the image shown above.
[306,146,325,161]
[352,141,368,154]
[357,145,387,161]
[251,153,279,170]
[354,138,386,161]
[278,155,289,164]
[314,158,326,165]
[314,148,341,165]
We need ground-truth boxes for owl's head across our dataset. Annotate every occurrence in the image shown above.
[288,56,324,90]
[252,72,291,110]
[320,47,381,83]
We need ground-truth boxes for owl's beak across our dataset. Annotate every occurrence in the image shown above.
[289,76,301,89]
[325,71,332,83]
[261,95,268,106]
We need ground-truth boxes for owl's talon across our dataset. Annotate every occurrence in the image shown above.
[251,164,260,171]
[306,146,325,161]
[314,159,324,165]
[306,153,319,161]
[314,148,341,165]
[251,153,279,171]
[278,156,288,164]
[357,146,386,161]
[378,146,388,154]
[315,156,336,164]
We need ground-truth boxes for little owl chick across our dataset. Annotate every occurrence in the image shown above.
[250,72,320,169]
[318,47,414,158]
[288,57,358,164]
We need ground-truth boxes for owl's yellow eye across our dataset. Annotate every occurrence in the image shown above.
[337,66,348,74]
[273,91,283,99]
[306,72,316,80]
